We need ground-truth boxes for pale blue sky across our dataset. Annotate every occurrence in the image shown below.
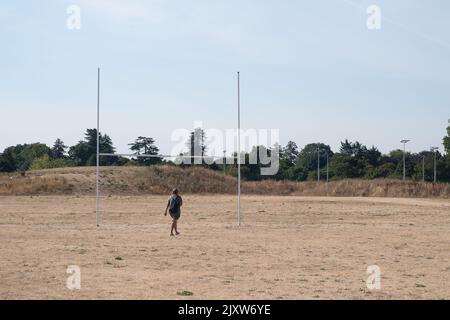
[1,0,449,155]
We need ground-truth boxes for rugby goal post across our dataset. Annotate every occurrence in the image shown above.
[95,68,242,227]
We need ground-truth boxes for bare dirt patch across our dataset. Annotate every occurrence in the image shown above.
[1,195,450,299]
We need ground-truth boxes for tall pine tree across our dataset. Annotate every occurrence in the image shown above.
[128,136,161,165]
[51,138,67,159]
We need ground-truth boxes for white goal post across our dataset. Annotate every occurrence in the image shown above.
[95,68,242,227]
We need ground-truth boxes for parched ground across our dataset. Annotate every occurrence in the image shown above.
[1,195,450,300]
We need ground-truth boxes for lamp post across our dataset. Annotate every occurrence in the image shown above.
[400,139,410,181]
[326,152,329,183]
[431,147,438,183]
[422,155,425,182]
[223,150,226,175]
[317,146,320,183]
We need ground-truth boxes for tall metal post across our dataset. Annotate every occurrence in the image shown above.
[422,155,425,182]
[402,142,406,180]
[326,152,329,183]
[237,72,241,226]
[96,68,100,227]
[400,139,410,181]
[431,147,438,183]
[317,146,320,182]
[434,151,437,183]
[223,150,226,175]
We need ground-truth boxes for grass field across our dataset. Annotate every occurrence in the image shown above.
[1,195,450,299]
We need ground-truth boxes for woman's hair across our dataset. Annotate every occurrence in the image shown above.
[172,188,179,195]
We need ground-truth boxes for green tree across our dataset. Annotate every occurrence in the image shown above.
[340,139,353,156]
[286,164,308,181]
[443,124,450,154]
[128,136,161,165]
[365,146,382,166]
[387,149,415,179]
[298,143,333,172]
[0,143,51,172]
[437,156,450,182]
[241,147,262,181]
[51,138,67,159]
[365,162,396,179]
[386,149,403,178]
[185,128,207,165]
[440,122,450,182]
[20,143,51,170]
[68,141,91,166]
[0,145,25,172]
[329,153,359,179]
[30,154,74,170]
[281,141,299,166]
[411,151,434,181]
[69,129,117,166]
[273,141,299,180]
[339,140,368,159]
[229,145,278,181]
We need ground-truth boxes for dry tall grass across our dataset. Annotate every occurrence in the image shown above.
[0,166,449,198]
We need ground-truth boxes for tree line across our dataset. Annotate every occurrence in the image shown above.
[1,124,449,183]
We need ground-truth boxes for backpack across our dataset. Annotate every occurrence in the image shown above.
[169,195,181,214]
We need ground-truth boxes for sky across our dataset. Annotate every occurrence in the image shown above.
[1,0,449,156]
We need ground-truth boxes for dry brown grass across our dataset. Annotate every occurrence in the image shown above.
[245,179,450,198]
[2,195,450,299]
[0,166,449,198]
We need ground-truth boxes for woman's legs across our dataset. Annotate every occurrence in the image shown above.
[171,218,179,236]
[171,219,176,236]
[174,219,179,235]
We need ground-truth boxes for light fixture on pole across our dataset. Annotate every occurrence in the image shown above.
[400,139,410,181]
[431,146,438,183]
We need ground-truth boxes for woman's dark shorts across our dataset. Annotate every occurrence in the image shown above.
[170,212,180,220]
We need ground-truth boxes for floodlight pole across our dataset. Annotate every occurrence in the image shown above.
[400,139,410,181]
[326,152,329,183]
[96,68,101,227]
[434,151,437,183]
[237,72,241,226]
[422,155,425,182]
[317,146,320,182]
[223,150,226,175]
[431,147,438,183]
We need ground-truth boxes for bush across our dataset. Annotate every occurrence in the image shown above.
[123,160,140,167]
[30,155,74,170]
[365,163,396,179]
